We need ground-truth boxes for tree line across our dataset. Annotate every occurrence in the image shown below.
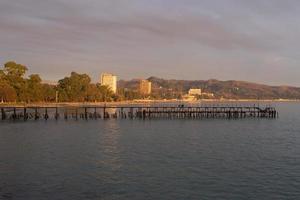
[3,61,296,102]
[0,61,115,103]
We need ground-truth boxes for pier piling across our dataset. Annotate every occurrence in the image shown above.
[0,105,278,121]
[1,108,6,120]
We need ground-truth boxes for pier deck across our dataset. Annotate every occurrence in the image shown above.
[0,105,278,121]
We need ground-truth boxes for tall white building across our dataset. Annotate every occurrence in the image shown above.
[139,80,152,95]
[100,73,117,93]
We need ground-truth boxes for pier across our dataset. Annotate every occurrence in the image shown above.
[0,104,278,121]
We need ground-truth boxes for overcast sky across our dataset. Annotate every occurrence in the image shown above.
[0,0,299,85]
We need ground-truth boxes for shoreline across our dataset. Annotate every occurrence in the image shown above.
[0,99,299,107]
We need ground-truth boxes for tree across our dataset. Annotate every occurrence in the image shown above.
[26,74,43,102]
[2,61,28,101]
[0,81,16,102]
[4,61,27,77]
[97,84,114,102]
[41,84,56,102]
[86,84,98,102]
[57,72,91,102]
[0,66,17,102]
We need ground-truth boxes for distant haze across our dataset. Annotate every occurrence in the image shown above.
[0,0,300,86]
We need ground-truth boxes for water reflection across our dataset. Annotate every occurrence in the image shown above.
[1,103,300,199]
[97,120,122,171]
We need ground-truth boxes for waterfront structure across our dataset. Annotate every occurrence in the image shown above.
[202,92,214,97]
[139,80,152,95]
[188,89,202,96]
[0,104,278,121]
[182,94,197,101]
[100,73,117,93]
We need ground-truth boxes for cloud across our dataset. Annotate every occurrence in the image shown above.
[0,0,276,52]
[0,0,300,85]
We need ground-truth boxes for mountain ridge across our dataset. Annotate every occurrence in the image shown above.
[118,77,300,99]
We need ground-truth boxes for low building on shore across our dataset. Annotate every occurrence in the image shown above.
[182,94,197,101]
[188,89,202,96]
[202,92,214,98]
[183,88,215,101]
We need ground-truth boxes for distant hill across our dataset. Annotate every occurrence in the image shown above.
[118,77,300,99]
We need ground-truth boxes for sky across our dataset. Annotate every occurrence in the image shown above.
[0,0,300,86]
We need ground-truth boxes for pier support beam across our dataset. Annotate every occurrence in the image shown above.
[1,108,6,120]
[34,108,39,120]
[13,108,17,120]
[23,107,27,121]
[94,107,97,119]
[55,107,59,120]
[44,108,49,120]
[103,107,106,119]
[84,107,88,120]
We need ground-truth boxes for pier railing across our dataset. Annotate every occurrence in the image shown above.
[0,105,278,121]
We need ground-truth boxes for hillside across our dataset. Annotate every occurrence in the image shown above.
[118,77,300,99]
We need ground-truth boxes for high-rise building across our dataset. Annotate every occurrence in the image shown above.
[100,73,117,93]
[139,80,152,95]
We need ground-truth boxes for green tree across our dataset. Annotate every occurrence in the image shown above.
[57,72,91,102]
[86,84,98,102]
[2,61,28,101]
[41,84,56,102]
[96,84,114,102]
[0,80,16,102]
[26,74,43,102]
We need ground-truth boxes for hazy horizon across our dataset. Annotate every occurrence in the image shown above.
[1,0,300,86]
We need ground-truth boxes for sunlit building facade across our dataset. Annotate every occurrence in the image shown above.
[139,80,152,95]
[188,89,202,96]
[100,73,117,93]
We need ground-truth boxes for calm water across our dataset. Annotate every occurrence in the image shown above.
[0,102,300,200]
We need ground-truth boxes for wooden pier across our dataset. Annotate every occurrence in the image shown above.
[0,105,278,121]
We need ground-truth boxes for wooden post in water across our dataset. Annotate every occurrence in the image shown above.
[64,108,68,120]
[75,108,78,120]
[84,107,88,120]
[130,107,133,119]
[44,108,49,120]
[34,108,38,120]
[120,107,124,118]
[94,107,97,119]
[13,107,17,120]
[1,108,6,120]
[23,107,27,121]
[103,107,106,119]
[55,107,59,120]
